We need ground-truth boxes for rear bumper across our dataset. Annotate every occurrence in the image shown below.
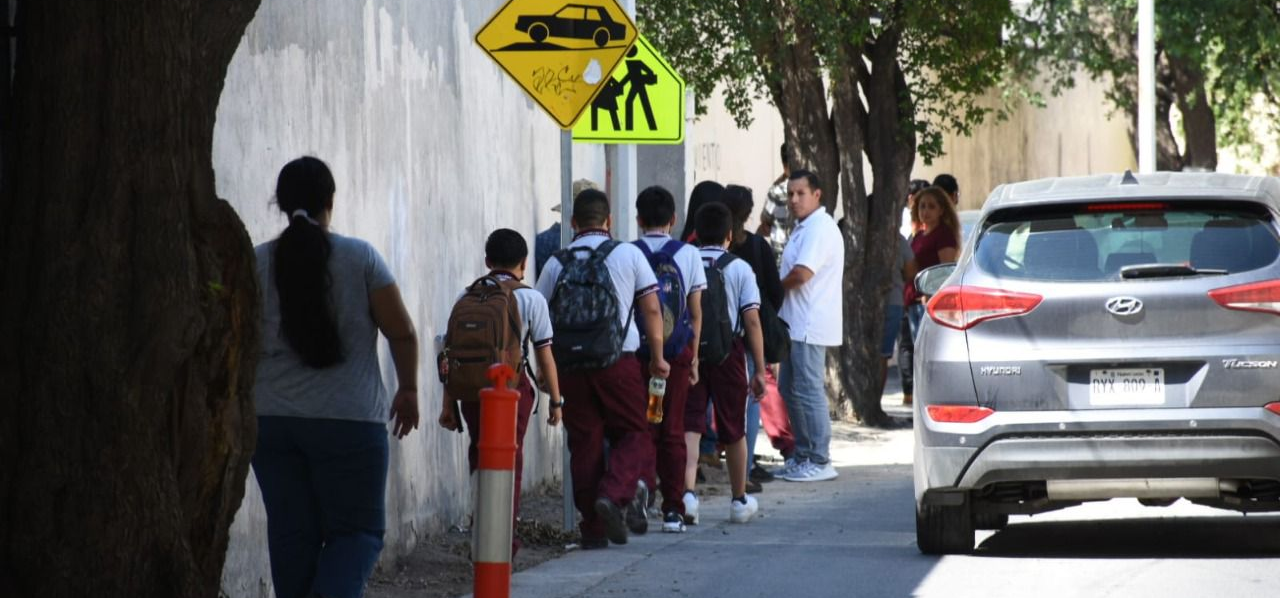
[915,407,1280,504]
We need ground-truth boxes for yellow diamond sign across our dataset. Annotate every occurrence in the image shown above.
[475,0,639,129]
[573,35,685,144]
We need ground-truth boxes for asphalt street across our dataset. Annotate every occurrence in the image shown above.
[473,370,1280,598]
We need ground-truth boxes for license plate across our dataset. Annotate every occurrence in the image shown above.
[1089,368,1165,406]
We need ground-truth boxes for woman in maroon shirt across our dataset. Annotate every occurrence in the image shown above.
[905,186,961,339]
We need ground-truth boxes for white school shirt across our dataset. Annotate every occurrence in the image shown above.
[779,209,845,346]
[453,271,554,352]
[535,230,659,352]
[699,246,761,332]
[636,233,708,297]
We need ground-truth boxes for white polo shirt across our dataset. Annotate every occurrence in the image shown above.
[779,209,845,346]
[535,230,659,352]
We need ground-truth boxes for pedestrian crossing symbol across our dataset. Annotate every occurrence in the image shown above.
[475,0,639,129]
[573,34,685,144]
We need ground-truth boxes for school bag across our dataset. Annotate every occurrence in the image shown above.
[549,240,631,371]
[749,236,791,363]
[443,275,525,402]
[634,239,695,360]
[700,252,738,366]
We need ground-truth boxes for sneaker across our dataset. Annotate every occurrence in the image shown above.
[770,458,805,478]
[729,495,759,523]
[594,497,628,545]
[626,482,649,535]
[750,464,776,483]
[662,511,686,533]
[745,479,763,494]
[782,461,838,482]
[681,491,700,525]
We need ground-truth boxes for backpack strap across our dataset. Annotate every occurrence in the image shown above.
[633,238,655,260]
[659,239,685,258]
[713,252,737,270]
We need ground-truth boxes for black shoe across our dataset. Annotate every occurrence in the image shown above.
[750,464,776,483]
[626,482,649,535]
[594,497,628,545]
[745,479,763,494]
[580,536,608,550]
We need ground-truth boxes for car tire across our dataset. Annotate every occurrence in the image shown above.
[973,512,1009,530]
[529,23,549,43]
[916,502,974,554]
[593,28,609,47]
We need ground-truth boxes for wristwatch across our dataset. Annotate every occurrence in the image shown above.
[549,400,564,408]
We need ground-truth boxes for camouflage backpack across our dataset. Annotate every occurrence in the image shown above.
[548,240,631,371]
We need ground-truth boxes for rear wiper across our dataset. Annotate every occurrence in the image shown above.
[1120,263,1229,279]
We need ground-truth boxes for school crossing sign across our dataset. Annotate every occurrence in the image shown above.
[475,0,639,129]
[573,35,685,144]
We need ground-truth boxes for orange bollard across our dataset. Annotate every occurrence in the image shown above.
[474,363,518,598]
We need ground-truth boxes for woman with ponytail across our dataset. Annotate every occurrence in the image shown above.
[252,156,419,598]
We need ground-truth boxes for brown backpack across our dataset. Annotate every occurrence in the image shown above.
[444,275,525,402]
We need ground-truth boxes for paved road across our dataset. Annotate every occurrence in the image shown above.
[487,413,1280,598]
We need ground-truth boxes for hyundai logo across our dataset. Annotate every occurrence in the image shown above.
[1105,296,1144,316]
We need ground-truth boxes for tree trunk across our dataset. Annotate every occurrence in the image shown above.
[0,2,262,597]
[1168,54,1218,170]
[828,25,913,429]
[767,17,840,214]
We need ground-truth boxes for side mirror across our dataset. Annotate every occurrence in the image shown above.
[914,263,957,298]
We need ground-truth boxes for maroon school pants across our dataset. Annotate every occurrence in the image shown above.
[640,347,693,515]
[460,375,535,553]
[685,339,748,444]
[560,354,650,542]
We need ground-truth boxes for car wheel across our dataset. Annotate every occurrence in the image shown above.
[593,28,609,47]
[529,23,549,43]
[972,512,1008,530]
[916,502,974,554]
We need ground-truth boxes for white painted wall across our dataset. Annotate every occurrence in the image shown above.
[212,1,604,595]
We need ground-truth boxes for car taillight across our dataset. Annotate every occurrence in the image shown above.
[1265,403,1280,416]
[926,405,995,423]
[927,286,1043,330]
[1208,280,1280,316]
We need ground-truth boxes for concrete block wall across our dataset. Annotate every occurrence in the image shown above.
[212,1,605,595]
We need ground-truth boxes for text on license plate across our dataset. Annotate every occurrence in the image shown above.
[1089,368,1165,406]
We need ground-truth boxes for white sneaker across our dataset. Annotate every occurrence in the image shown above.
[782,461,838,482]
[682,491,700,525]
[770,458,804,478]
[729,495,759,523]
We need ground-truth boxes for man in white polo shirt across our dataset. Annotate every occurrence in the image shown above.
[774,170,844,482]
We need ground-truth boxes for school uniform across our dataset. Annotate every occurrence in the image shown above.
[535,229,659,543]
[684,246,761,445]
[635,233,707,516]
[453,271,551,554]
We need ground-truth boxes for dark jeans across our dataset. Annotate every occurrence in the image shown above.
[253,416,389,598]
[898,311,914,396]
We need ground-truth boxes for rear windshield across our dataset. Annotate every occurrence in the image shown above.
[973,201,1280,281]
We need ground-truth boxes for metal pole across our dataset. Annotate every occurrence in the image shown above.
[559,130,575,532]
[610,0,639,241]
[1137,0,1156,173]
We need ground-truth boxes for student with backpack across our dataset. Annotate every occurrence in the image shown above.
[682,202,768,524]
[436,228,562,558]
[535,188,670,549]
[631,185,705,534]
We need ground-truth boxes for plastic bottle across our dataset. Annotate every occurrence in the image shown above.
[646,377,666,424]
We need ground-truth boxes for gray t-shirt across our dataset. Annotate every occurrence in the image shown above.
[253,233,397,423]
[885,233,912,308]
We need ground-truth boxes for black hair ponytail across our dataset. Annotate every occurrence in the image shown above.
[273,156,342,368]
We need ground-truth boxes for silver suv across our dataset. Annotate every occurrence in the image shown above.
[913,172,1280,554]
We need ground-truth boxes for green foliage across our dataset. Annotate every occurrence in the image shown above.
[1015,0,1280,162]
[639,0,1032,163]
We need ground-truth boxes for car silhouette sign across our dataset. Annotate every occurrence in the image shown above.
[516,4,627,48]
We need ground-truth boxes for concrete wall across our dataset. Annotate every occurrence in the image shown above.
[212,1,605,595]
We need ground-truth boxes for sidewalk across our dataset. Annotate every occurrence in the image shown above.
[472,370,916,598]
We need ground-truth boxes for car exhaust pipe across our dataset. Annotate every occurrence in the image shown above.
[1046,478,1223,501]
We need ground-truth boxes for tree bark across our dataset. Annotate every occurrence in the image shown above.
[1168,53,1218,170]
[767,15,840,214]
[0,1,262,596]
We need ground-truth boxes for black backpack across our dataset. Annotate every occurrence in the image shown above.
[699,252,737,366]
[548,240,631,371]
